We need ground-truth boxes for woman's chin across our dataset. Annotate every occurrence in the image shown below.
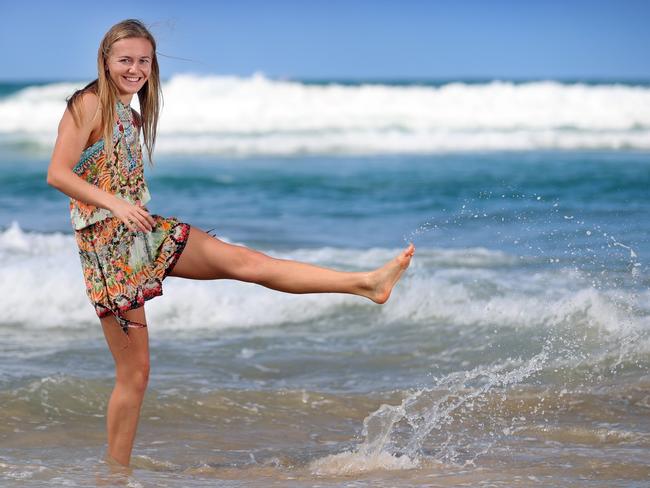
[118,85,143,96]
[117,80,147,95]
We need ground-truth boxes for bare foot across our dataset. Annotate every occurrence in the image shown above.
[365,243,415,304]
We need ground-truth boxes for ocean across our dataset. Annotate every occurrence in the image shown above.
[0,75,649,487]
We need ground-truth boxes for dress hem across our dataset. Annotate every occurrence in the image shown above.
[162,222,191,280]
[93,222,192,334]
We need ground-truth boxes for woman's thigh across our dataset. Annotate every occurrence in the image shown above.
[168,225,262,281]
[100,307,149,373]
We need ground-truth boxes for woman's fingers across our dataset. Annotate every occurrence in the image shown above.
[140,208,156,228]
[124,211,151,233]
[116,202,155,232]
[133,211,153,232]
[136,203,156,228]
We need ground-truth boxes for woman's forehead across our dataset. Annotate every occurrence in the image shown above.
[111,38,153,57]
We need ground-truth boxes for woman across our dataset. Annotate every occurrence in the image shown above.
[46,19,415,466]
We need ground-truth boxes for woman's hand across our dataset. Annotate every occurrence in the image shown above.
[109,197,156,233]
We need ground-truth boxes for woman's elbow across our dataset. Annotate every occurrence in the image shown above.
[46,168,61,188]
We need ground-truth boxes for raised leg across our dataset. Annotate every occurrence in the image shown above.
[169,226,415,304]
[100,306,150,467]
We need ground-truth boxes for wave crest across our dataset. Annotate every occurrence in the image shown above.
[2,75,650,155]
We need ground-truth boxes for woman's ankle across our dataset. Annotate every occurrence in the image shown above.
[104,451,131,468]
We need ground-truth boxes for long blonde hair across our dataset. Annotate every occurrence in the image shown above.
[66,19,162,165]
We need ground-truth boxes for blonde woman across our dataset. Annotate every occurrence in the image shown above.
[46,19,415,467]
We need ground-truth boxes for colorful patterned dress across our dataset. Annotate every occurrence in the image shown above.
[71,99,190,337]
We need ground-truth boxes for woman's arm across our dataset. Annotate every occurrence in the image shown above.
[46,93,154,232]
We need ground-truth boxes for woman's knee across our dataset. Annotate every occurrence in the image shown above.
[116,358,150,394]
[224,245,271,283]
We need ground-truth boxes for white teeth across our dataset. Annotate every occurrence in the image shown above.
[124,77,140,82]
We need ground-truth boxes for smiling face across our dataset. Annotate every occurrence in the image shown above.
[106,37,153,104]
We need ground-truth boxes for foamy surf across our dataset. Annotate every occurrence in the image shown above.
[1,221,647,351]
[2,75,650,155]
[309,450,419,476]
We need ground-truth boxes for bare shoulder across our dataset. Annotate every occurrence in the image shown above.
[58,90,101,137]
[50,91,102,173]
[74,91,101,125]
[55,91,103,152]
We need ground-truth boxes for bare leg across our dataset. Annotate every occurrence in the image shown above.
[169,226,415,303]
[100,306,150,467]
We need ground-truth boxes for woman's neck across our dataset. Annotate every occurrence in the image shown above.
[118,95,134,106]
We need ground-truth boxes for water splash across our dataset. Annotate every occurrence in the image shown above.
[311,347,550,475]
[353,190,649,473]
[366,348,548,461]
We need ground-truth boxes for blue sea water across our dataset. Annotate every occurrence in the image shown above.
[0,77,649,486]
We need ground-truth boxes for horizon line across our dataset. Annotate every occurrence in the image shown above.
[2,74,650,85]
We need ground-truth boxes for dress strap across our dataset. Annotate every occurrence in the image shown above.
[115,314,147,349]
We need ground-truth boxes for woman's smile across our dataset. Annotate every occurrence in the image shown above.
[122,75,144,86]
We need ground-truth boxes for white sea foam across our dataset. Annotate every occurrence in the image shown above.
[1,222,647,344]
[309,449,419,475]
[1,75,650,155]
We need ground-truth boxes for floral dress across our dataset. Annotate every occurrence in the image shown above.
[71,99,190,339]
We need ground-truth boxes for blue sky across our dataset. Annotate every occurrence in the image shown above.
[2,0,649,81]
